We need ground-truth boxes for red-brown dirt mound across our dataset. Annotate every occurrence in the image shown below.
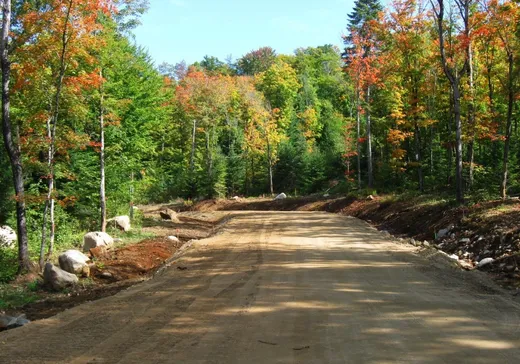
[90,237,184,283]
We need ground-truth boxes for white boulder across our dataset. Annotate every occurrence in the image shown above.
[167,236,180,242]
[274,193,287,200]
[477,257,495,268]
[58,250,90,274]
[83,232,114,252]
[113,215,131,232]
[43,263,79,291]
[0,225,16,248]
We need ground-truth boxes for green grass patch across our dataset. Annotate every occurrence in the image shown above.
[0,248,18,283]
[0,283,40,310]
[108,228,156,248]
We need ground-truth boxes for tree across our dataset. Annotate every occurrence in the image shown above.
[176,70,235,197]
[14,0,108,265]
[237,47,276,76]
[255,60,301,193]
[1,0,32,272]
[430,0,473,203]
[478,0,520,199]
[379,0,435,192]
[344,0,383,189]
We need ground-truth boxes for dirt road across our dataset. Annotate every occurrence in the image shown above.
[2,212,520,363]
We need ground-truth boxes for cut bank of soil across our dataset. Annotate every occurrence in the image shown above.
[90,237,184,283]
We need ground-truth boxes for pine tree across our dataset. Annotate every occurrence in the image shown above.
[344,0,383,51]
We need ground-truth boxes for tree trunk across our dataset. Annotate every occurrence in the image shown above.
[366,86,373,189]
[40,114,52,269]
[188,119,196,197]
[1,0,32,272]
[453,81,464,203]
[44,0,73,259]
[39,190,49,268]
[129,172,134,219]
[266,135,274,195]
[190,120,196,174]
[205,129,213,197]
[356,90,362,190]
[432,0,467,204]
[467,42,476,190]
[501,54,514,200]
[430,126,434,174]
[467,140,475,190]
[414,123,424,192]
[100,69,106,232]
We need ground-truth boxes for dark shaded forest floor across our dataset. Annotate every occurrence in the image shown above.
[186,194,520,291]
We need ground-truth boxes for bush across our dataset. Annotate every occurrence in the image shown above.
[0,248,17,283]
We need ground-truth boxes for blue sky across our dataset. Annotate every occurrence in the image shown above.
[132,0,356,66]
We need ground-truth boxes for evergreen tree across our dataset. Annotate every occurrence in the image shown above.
[343,0,383,55]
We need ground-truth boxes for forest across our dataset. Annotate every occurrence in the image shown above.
[0,0,519,278]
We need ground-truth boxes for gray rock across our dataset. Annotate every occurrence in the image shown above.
[0,225,16,248]
[436,226,453,239]
[274,193,287,200]
[100,272,113,279]
[410,238,417,246]
[112,215,131,232]
[43,263,79,291]
[366,195,375,201]
[83,232,114,252]
[58,250,90,274]
[459,238,471,243]
[477,257,495,268]
[0,314,30,331]
[448,254,459,261]
[167,236,180,242]
[423,241,430,247]
[160,208,180,223]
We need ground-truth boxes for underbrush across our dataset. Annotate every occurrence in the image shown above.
[0,282,39,310]
[0,208,151,284]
